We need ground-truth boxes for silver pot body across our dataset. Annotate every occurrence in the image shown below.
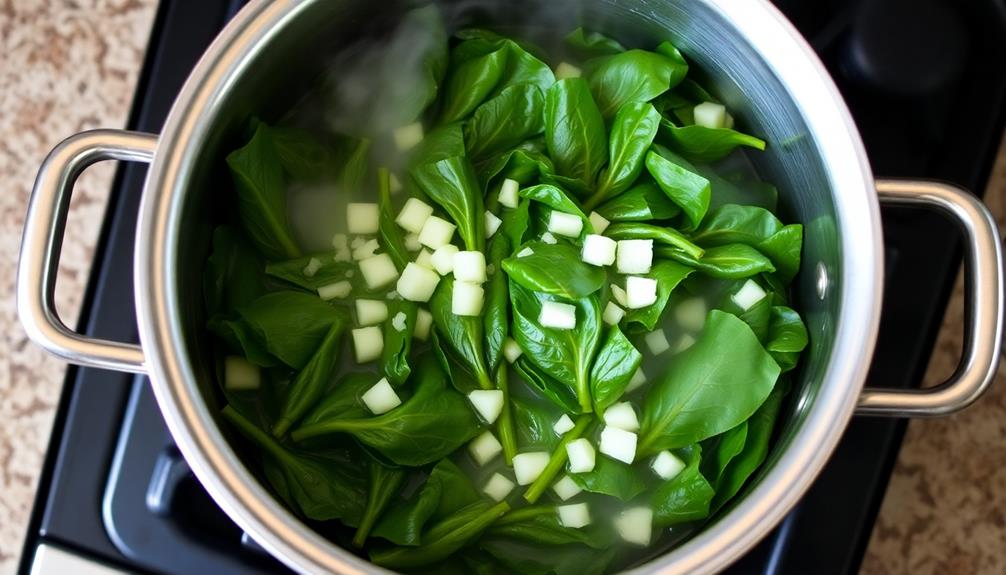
[17,0,1004,573]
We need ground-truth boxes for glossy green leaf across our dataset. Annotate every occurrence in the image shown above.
[438,41,508,124]
[519,184,587,220]
[650,445,714,527]
[465,83,545,162]
[354,459,407,546]
[269,125,341,183]
[511,396,564,451]
[591,102,662,206]
[564,27,625,58]
[766,306,808,372]
[570,456,647,501]
[237,292,349,370]
[430,277,493,390]
[544,78,608,190]
[410,155,485,251]
[589,325,643,414]
[757,224,803,282]
[265,255,360,293]
[645,150,711,230]
[502,241,605,299]
[377,168,410,271]
[486,505,606,548]
[513,358,581,415]
[586,49,687,118]
[410,122,466,168]
[479,141,554,193]
[605,221,704,260]
[484,234,512,372]
[595,179,681,222]
[659,243,776,279]
[690,204,784,246]
[300,372,374,426]
[700,423,748,487]
[658,120,766,163]
[272,321,347,437]
[624,260,694,332]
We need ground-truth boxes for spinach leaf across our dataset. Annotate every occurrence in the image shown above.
[653,144,778,212]
[497,40,556,95]
[300,372,374,426]
[711,381,785,512]
[729,289,773,343]
[203,226,264,317]
[484,235,511,372]
[378,168,410,271]
[595,179,681,222]
[273,321,347,437]
[571,456,647,501]
[586,49,686,118]
[410,122,466,167]
[269,125,341,183]
[238,292,349,370]
[501,198,532,250]
[658,120,766,163]
[645,149,711,230]
[700,423,748,487]
[382,300,418,385]
[486,505,606,548]
[520,184,588,221]
[502,241,605,299]
[370,501,510,569]
[624,260,693,332]
[353,459,407,546]
[651,445,714,527]
[604,222,703,260]
[291,357,481,466]
[265,255,358,292]
[589,325,643,414]
[564,27,625,58]
[544,78,608,190]
[479,141,554,192]
[638,310,780,455]
[766,306,808,372]
[430,277,493,390]
[465,83,545,162]
[654,41,690,76]
[658,243,776,279]
[757,224,803,282]
[514,358,581,414]
[590,102,662,208]
[226,123,302,260]
[509,281,602,413]
[690,204,783,246]
[207,317,277,368]
[222,406,366,524]
[511,396,564,451]
[411,155,485,251]
[479,538,616,575]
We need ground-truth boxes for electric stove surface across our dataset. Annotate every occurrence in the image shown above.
[19,0,1006,573]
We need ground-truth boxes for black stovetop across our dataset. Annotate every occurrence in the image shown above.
[18,0,1006,573]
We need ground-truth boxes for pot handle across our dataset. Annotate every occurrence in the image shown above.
[857,179,1004,417]
[16,130,156,374]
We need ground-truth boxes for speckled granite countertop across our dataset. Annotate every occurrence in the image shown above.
[0,2,1004,574]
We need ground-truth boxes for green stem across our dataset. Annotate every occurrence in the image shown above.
[523,415,593,503]
[582,186,608,213]
[290,418,368,442]
[353,464,405,547]
[491,504,553,527]
[221,406,295,466]
[495,365,518,466]
[576,373,593,414]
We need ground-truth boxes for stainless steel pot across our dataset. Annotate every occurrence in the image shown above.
[16,0,1005,573]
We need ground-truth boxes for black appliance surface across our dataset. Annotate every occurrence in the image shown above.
[18,1,1006,574]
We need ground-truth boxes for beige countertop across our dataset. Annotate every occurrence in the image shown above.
[0,2,1003,574]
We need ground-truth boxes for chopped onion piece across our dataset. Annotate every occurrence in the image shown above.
[513,452,550,485]
[361,377,401,414]
[414,308,433,341]
[485,210,502,238]
[452,281,485,316]
[645,329,671,355]
[558,503,591,528]
[418,215,456,249]
[396,263,441,303]
[555,61,582,80]
[615,507,653,546]
[732,279,766,311]
[393,122,424,151]
[389,173,403,194]
[468,389,504,424]
[610,284,628,307]
[355,299,388,326]
[603,402,640,432]
[553,414,575,435]
[391,311,408,332]
[352,238,380,261]
[347,203,380,234]
[616,239,653,274]
[566,438,596,473]
[675,333,696,353]
[453,251,487,283]
[581,234,617,267]
[415,248,434,270]
[675,297,707,332]
[625,367,647,393]
[539,301,576,329]
[359,253,399,290]
[302,257,322,278]
[552,475,583,501]
[599,426,637,464]
[318,280,352,300]
[483,473,515,502]
[540,232,558,244]
[331,233,349,250]
[498,178,520,208]
[588,211,610,234]
[404,233,422,252]
[603,301,625,326]
[352,326,384,363]
[516,247,534,258]
[693,101,727,129]
[503,337,523,363]
[469,431,503,465]
[396,198,434,234]
[224,356,260,390]
[652,451,687,480]
[548,211,583,238]
[625,276,658,309]
[431,244,459,276]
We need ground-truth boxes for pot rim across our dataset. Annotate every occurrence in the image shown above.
[133,0,883,573]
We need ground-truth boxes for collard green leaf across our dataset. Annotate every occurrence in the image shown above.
[382,300,418,385]
[564,27,626,58]
[203,226,264,317]
[651,445,714,527]
[606,222,704,260]
[484,235,511,372]
[570,456,647,501]
[766,306,808,372]
[645,150,711,230]
[624,260,694,332]
[430,277,493,389]
[237,292,349,370]
[273,321,348,437]
[465,83,545,162]
[638,310,780,455]
[592,102,662,206]
[659,243,776,279]
[509,281,602,413]
[410,155,485,251]
[502,241,605,299]
[658,120,766,163]
[586,49,686,118]
[589,325,643,414]
[291,357,482,466]
[595,179,681,222]
[226,123,302,260]
[544,78,608,190]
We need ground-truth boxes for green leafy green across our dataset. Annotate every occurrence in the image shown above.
[502,241,605,299]
[590,102,662,207]
[658,120,766,163]
[237,292,348,370]
[486,505,605,548]
[411,155,485,251]
[382,300,417,385]
[272,321,347,437]
[586,49,687,118]
[659,243,776,279]
[465,84,545,161]
[544,78,608,190]
[479,142,554,193]
[605,222,704,260]
[564,27,625,58]
[595,179,681,222]
[484,235,512,373]
[624,260,693,332]
[377,168,410,271]
[203,226,264,317]
[766,306,808,372]
[514,358,581,414]
[354,460,407,547]
[645,149,711,230]
[650,445,714,527]
[512,396,564,451]
[700,423,748,487]
[571,455,648,502]
[430,277,493,390]
[589,325,643,414]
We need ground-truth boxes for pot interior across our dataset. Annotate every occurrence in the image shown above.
[164,0,852,570]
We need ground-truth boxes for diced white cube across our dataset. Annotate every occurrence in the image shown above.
[651,451,687,480]
[645,329,671,355]
[361,377,401,414]
[389,173,403,194]
[581,234,617,267]
[347,203,380,234]
[395,263,441,303]
[539,301,576,330]
[548,211,583,238]
[302,257,322,278]
[454,251,487,283]
[391,311,408,332]
[355,299,388,326]
[589,211,610,234]
[331,233,349,250]
[413,308,433,341]
[503,337,523,363]
[693,101,727,130]
[469,431,503,465]
[626,276,658,309]
[498,178,520,209]
[625,368,647,393]
[468,389,504,424]
[318,280,352,300]
[610,284,628,307]
[555,62,582,80]
[404,233,422,252]
[418,215,456,249]
[452,281,485,316]
[224,356,260,390]
[414,248,434,270]
[553,414,575,435]
[483,473,515,502]
[430,244,459,276]
[599,426,637,464]
[566,438,596,473]
[675,297,707,332]
[603,402,640,432]
[359,253,399,290]
[352,238,380,261]
[603,302,626,326]
[485,211,502,239]
[552,475,583,501]
[558,503,591,528]
[616,239,654,274]
[352,237,366,250]
[540,232,558,244]
[513,452,550,485]
[352,326,384,363]
[396,198,434,234]
[393,122,424,151]
[615,507,653,546]
[675,333,696,353]
[334,248,352,262]
[731,279,766,311]
[516,247,534,258]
